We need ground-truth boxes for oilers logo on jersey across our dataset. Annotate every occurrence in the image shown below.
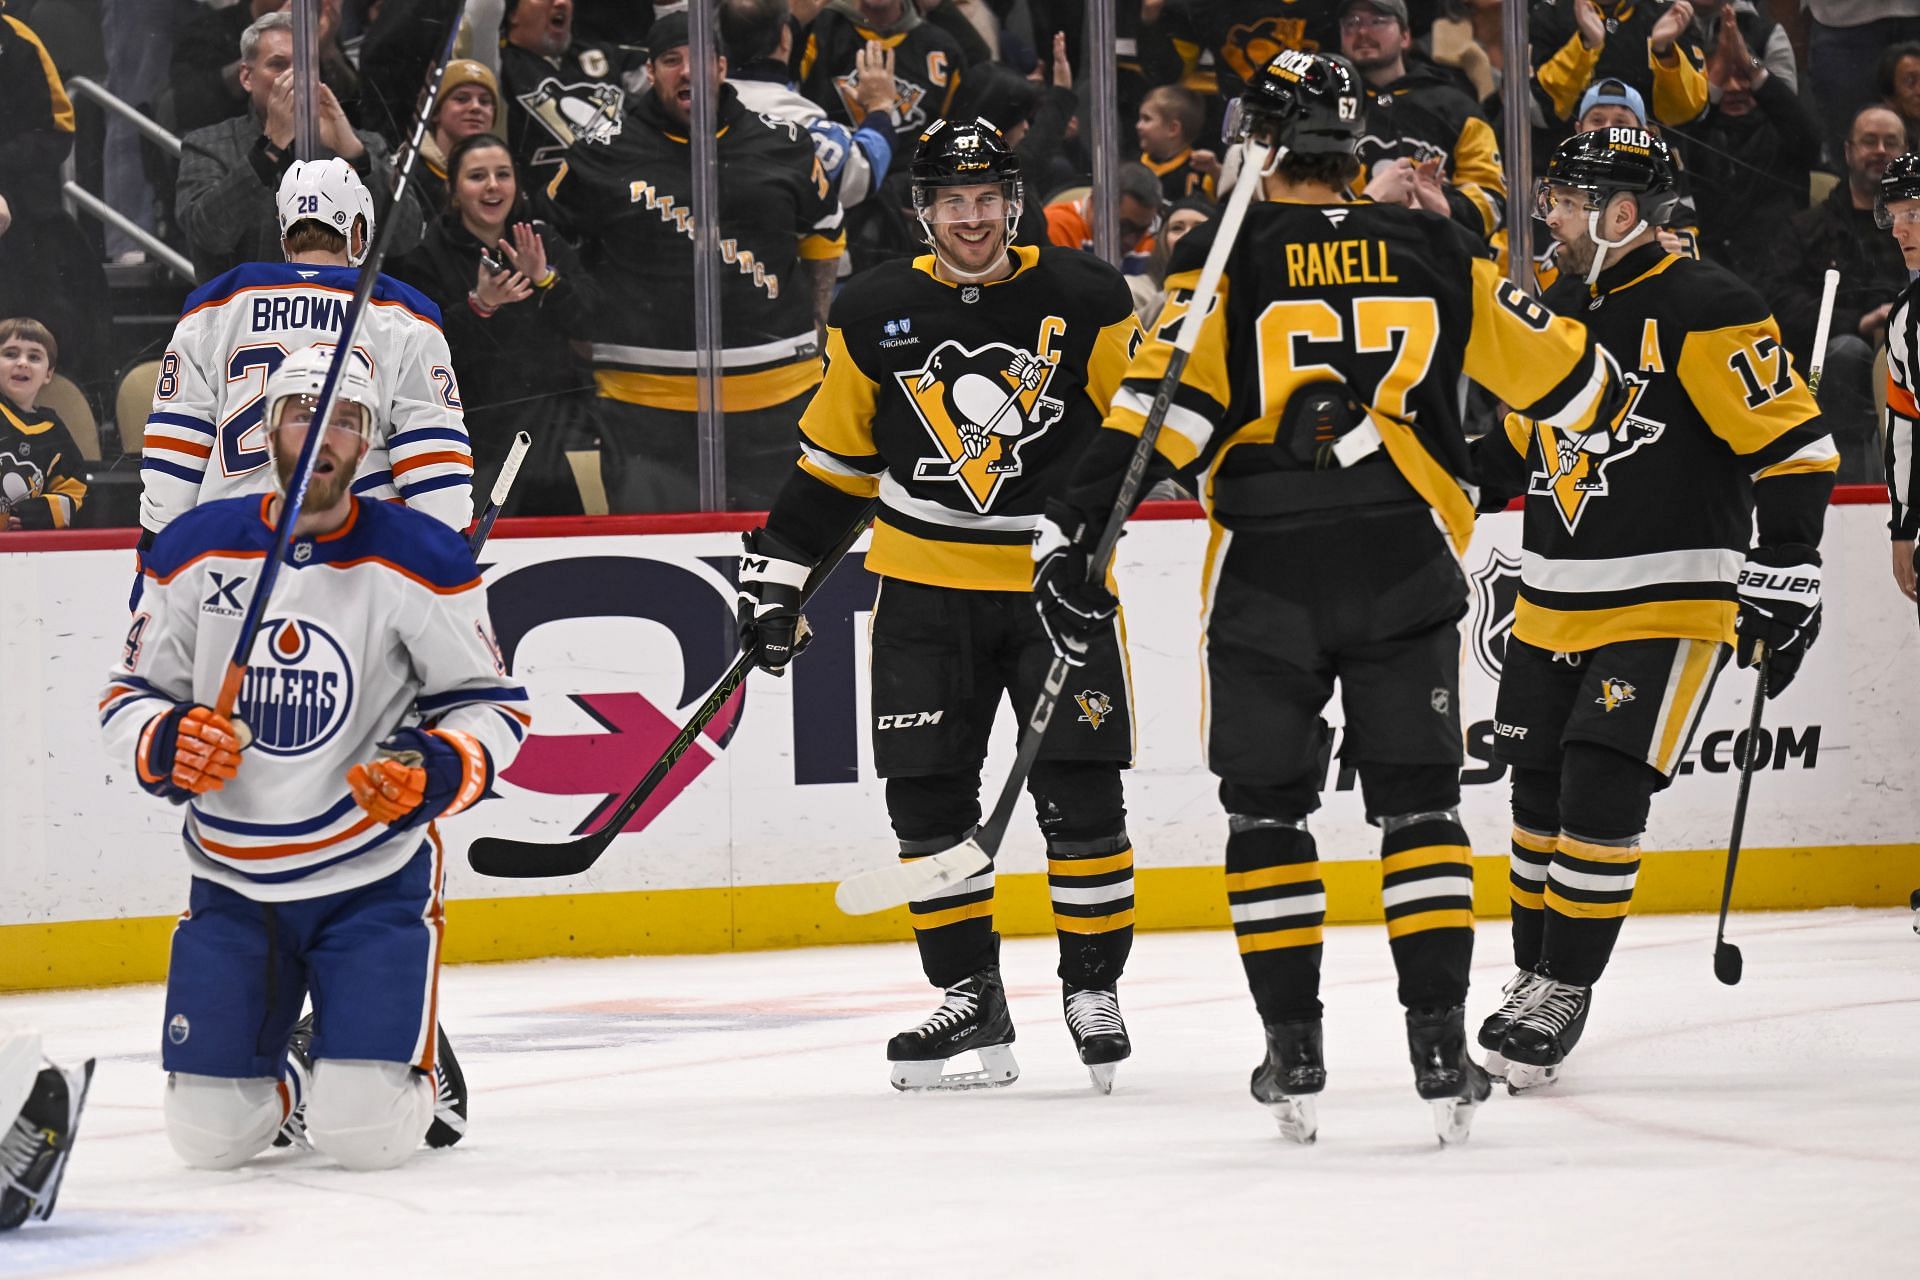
[236,618,355,756]
[1529,373,1665,534]
[902,338,1065,511]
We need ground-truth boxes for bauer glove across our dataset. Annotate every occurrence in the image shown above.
[1032,499,1117,668]
[737,528,814,675]
[137,704,244,802]
[346,727,490,830]
[1736,544,1822,698]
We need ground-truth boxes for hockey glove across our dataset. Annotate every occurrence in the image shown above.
[345,727,490,830]
[136,704,244,802]
[1032,499,1117,668]
[737,528,814,675]
[1736,544,1822,698]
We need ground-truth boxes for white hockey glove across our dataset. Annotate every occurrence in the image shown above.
[1735,544,1822,697]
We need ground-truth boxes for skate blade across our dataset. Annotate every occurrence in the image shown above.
[1431,1097,1482,1146]
[1086,1062,1118,1095]
[889,1044,1019,1092]
[1505,1062,1561,1095]
[1482,1049,1511,1083]
[1261,1095,1318,1145]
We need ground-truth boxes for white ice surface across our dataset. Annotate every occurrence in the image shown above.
[2,910,1915,1278]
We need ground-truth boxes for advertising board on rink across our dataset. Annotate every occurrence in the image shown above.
[2,503,1913,990]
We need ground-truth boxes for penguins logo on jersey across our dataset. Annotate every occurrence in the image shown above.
[237,618,355,756]
[0,448,45,515]
[1530,373,1665,534]
[1074,690,1113,730]
[835,68,931,130]
[520,78,625,155]
[903,338,1066,512]
[1596,678,1637,712]
[1220,17,1324,83]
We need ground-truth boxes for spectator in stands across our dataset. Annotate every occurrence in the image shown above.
[395,135,593,517]
[1341,0,1505,244]
[99,0,175,263]
[1806,2,1920,170]
[0,317,88,531]
[172,0,365,138]
[415,59,500,220]
[1877,41,1920,147]
[1772,104,1912,483]
[796,0,967,137]
[1530,1,1709,138]
[1698,1,1798,89]
[1130,192,1216,326]
[1045,161,1162,278]
[175,12,419,282]
[1136,84,1217,202]
[498,0,647,214]
[1686,0,1820,285]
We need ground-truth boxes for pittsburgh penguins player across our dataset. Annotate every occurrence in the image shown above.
[737,119,1145,1093]
[1041,51,1627,1144]
[1472,129,1837,1092]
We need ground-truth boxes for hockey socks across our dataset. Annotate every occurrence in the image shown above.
[1378,810,1475,1012]
[899,828,999,989]
[1506,822,1554,971]
[1046,832,1134,989]
[1223,816,1325,1024]
[1539,830,1642,986]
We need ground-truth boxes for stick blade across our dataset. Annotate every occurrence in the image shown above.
[467,830,613,879]
[1713,941,1743,986]
[835,842,993,916]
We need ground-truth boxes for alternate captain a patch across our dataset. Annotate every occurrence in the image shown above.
[1074,689,1114,730]
[900,337,1065,512]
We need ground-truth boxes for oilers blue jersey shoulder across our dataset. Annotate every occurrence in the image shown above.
[146,494,275,578]
[180,262,443,328]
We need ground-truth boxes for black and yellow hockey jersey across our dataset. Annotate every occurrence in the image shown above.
[0,398,86,528]
[1101,199,1616,555]
[798,3,962,136]
[772,244,1141,591]
[1476,242,1838,653]
[1530,0,1708,129]
[497,38,643,210]
[1353,63,1506,242]
[1177,0,1340,102]
[550,84,845,412]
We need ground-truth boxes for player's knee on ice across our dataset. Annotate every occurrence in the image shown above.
[306,1059,433,1171]
[165,1073,283,1170]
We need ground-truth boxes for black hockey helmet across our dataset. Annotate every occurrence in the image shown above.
[911,117,1022,200]
[1876,151,1920,227]
[1537,126,1681,225]
[1223,50,1363,156]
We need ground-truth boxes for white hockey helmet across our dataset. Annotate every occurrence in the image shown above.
[264,345,379,444]
[277,158,376,266]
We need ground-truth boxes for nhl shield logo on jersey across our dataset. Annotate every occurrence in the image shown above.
[1595,678,1637,712]
[238,618,356,756]
[1468,549,1521,680]
[1530,373,1665,534]
[903,338,1066,512]
[1074,689,1113,730]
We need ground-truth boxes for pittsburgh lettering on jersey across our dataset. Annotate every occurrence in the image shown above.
[625,180,779,300]
[237,619,355,757]
[1283,239,1399,288]
[250,295,347,333]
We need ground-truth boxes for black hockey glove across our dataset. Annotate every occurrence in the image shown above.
[737,528,814,675]
[1032,499,1117,668]
[1736,544,1822,698]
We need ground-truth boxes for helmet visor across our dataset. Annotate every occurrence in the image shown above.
[272,395,372,440]
[915,183,1019,225]
[1533,177,1602,223]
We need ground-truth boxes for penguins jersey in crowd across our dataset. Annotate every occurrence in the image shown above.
[0,398,87,528]
[498,37,644,210]
[797,2,962,135]
[552,83,845,412]
[780,244,1140,590]
[139,263,472,535]
[1883,275,1920,540]
[1101,200,1614,555]
[1353,62,1506,241]
[100,495,527,902]
[1476,243,1838,653]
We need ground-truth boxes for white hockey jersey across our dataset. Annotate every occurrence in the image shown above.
[140,263,473,535]
[102,494,527,901]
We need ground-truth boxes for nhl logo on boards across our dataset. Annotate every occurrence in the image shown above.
[168,1014,190,1045]
[1075,689,1113,730]
[901,337,1066,513]
[1467,549,1521,680]
[1596,678,1637,712]
[238,618,356,757]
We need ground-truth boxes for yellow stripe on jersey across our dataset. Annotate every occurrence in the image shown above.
[1085,314,1144,419]
[1515,596,1737,652]
[1452,116,1507,237]
[865,522,1032,591]
[595,361,820,413]
[1369,406,1476,553]
[799,325,881,462]
[798,230,847,260]
[1652,639,1720,773]
[1504,411,1534,457]
[1677,319,1821,457]
[1107,266,1233,469]
[1462,258,1603,425]
[1648,44,1709,129]
[797,453,880,498]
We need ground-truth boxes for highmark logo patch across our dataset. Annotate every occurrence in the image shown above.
[237,618,355,757]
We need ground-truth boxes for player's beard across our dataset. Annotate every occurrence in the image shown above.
[275,439,360,512]
[1554,229,1597,277]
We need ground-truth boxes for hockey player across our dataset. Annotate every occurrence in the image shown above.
[140,157,472,542]
[1472,127,1836,1091]
[102,347,527,1171]
[1040,51,1626,1144]
[737,120,1145,1093]
[1877,152,1920,614]
[0,1025,92,1231]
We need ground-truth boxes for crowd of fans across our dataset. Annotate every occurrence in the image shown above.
[1,0,1915,526]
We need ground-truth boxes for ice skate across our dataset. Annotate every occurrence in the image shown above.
[426,1024,468,1148]
[887,966,1019,1091]
[1249,1019,1324,1145]
[0,1057,94,1230]
[1476,969,1546,1083]
[1408,1006,1493,1145]
[1498,979,1592,1095]
[1062,985,1130,1094]
[274,1013,315,1149]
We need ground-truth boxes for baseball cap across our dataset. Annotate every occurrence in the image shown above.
[648,11,690,59]
[1340,0,1410,25]
[1578,77,1648,125]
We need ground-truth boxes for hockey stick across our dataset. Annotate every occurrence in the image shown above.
[1712,650,1768,986]
[1805,268,1840,399]
[467,431,531,557]
[834,138,1277,916]
[213,4,471,739]
[467,502,880,878]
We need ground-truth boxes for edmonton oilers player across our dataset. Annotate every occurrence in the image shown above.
[101,348,527,1171]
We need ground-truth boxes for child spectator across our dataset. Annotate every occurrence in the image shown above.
[1136,84,1218,202]
[0,317,87,530]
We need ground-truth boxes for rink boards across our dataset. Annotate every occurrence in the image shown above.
[2,501,1915,991]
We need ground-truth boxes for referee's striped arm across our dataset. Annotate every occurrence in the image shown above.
[1887,298,1920,540]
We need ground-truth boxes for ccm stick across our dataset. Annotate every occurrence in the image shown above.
[1711,267,1837,984]
[834,139,1278,916]
[467,503,879,878]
